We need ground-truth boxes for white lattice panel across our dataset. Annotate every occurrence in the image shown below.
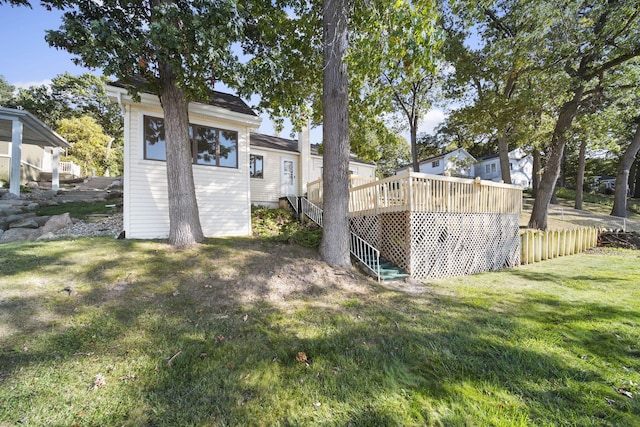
[350,211,520,280]
[409,212,520,279]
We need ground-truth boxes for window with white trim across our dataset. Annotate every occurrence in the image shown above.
[432,160,440,167]
[249,154,264,178]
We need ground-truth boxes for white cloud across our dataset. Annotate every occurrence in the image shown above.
[417,109,446,135]
[12,79,52,89]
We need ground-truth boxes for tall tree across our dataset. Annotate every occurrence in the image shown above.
[611,119,640,217]
[0,75,14,105]
[56,116,111,176]
[320,0,351,269]
[528,1,640,229]
[6,73,124,175]
[350,0,440,172]
[38,0,297,246]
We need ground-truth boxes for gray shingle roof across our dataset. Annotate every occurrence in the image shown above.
[108,80,257,117]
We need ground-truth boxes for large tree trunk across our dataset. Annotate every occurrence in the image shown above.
[319,0,351,269]
[528,86,584,230]
[634,158,640,198]
[411,115,420,172]
[611,120,640,217]
[159,63,205,246]
[532,148,541,198]
[574,139,587,210]
[497,135,511,184]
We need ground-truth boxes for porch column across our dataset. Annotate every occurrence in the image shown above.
[52,147,60,191]
[9,118,22,196]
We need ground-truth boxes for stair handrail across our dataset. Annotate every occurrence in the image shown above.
[300,197,380,281]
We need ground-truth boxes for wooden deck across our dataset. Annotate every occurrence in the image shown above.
[307,171,522,216]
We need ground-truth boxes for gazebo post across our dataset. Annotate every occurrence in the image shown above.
[52,147,60,191]
[9,118,22,196]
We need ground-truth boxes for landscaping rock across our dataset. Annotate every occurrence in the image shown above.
[41,213,74,234]
[9,218,39,229]
[26,202,40,211]
[36,232,56,241]
[0,207,24,216]
[0,229,3,239]
[0,228,40,243]
[5,213,36,224]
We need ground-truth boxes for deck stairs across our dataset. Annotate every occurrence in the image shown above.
[289,196,409,281]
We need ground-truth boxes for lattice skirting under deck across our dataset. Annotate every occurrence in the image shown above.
[350,212,521,279]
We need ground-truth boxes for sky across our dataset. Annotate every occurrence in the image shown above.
[0,3,445,141]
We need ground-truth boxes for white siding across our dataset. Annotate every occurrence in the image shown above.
[249,148,301,206]
[125,104,252,239]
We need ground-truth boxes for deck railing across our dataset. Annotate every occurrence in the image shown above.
[306,175,377,206]
[310,171,522,215]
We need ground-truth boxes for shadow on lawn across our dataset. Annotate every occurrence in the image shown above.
[1,238,639,425]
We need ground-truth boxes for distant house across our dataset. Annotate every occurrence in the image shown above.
[106,83,376,238]
[475,148,533,189]
[0,107,73,195]
[397,148,475,178]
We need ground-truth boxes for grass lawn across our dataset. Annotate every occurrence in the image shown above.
[1,237,639,426]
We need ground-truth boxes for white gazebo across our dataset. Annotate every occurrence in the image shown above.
[0,107,70,196]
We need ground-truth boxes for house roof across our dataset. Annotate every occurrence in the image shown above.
[250,133,298,152]
[108,80,257,117]
[399,148,475,169]
[0,107,69,148]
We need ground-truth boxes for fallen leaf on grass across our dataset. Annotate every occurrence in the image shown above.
[617,388,633,398]
[93,374,106,389]
[243,314,248,322]
[296,351,312,367]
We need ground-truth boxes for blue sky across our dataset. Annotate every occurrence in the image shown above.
[0,4,443,140]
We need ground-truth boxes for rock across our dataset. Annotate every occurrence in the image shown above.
[36,232,57,241]
[26,181,39,189]
[1,192,20,200]
[33,216,51,227]
[26,202,40,211]
[1,207,24,216]
[0,218,7,231]
[108,179,122,188]
[41,213,74,234]
[0,228,41,243]
[8,218,39,229]
[5,213,36,224]
[0,229,3,239]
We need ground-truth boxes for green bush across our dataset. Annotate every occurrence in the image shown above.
[251,205,322,247]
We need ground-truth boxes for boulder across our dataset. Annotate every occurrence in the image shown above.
[9,218,39,229]
[41,213,74,234]
[0,228,41,243]
[25,202,40,211]
[0,218,7,231]
[36,232,57,241]
[33,216,51,227]
[1,207,24,216]
[5,212,36,224]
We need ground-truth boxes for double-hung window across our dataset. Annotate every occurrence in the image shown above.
[143,115,238,168]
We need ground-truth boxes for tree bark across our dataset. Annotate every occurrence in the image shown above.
[159,63,205,246]
[497,135,511,184]
[319,0,351,269]
[532,148,541,198]
[574,139,587,210]
[411,115,420,172]
[611,120,640,217]
[634,158,640,198]
[528,85,584,230]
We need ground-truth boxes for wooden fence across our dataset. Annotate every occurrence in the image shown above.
[520,227,599,265]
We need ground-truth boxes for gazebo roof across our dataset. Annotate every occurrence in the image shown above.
[0,107,69,148]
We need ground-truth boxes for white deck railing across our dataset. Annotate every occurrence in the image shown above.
[300,197,381,281]
[309,171,522,216]
[59,161,81,177]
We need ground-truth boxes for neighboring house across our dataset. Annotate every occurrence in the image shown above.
[249,130,376,208]
[475,148,533,189]
[597,175,616,192]
[0,107,72,194]
[398,148,476,178]
[106,83,376,239]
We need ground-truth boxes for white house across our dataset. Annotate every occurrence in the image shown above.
[106,84,262,239]
[0,107,72,195]
[106,83,376,238]
[398,148,476,178]
[249,131,376,208]
[475,148,533,189]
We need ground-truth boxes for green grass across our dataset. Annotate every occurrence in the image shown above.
[556,187,640,216]
[1,237,639,426]
[35,200,120,219]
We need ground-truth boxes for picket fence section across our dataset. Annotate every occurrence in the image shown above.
[520,227,599,265]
